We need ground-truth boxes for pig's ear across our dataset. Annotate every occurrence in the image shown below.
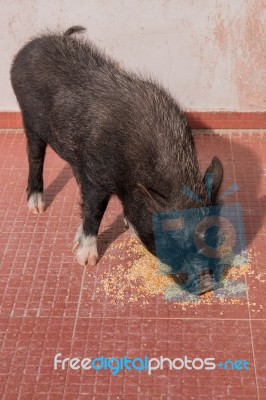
[203,156,223,203]
[137,183,161,213]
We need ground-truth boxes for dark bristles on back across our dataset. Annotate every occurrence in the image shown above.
[64,26,86,36]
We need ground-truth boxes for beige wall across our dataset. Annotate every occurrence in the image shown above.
[1,0,265,111]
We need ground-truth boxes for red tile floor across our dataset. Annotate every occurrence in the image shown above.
[0,130,266,399]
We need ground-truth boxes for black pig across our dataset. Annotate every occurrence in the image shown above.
[10,26,223,294]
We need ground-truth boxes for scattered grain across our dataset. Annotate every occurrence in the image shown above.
[98,234,257,309]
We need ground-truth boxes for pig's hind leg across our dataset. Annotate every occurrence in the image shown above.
[26,134,47,214]
[73,174,110,266]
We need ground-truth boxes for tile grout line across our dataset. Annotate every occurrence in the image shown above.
[61,264,87,399]
[244,134,261,400]
[230,132,260,400]
[246,280,260,400]
[2,315,266,321]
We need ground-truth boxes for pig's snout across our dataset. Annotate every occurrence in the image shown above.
[184,269,217,295]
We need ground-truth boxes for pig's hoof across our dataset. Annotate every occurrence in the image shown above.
[28,192,45,214]
[73,226,98,266]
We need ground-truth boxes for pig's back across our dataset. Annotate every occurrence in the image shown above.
[10,33,119,105]
[10,31,195,190]
[10,32,133,159]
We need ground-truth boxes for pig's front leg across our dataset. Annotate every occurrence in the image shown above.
[73,179,110,266]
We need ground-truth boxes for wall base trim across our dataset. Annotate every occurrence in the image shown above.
[0,111,265,129]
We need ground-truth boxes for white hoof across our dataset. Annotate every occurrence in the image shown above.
[72,225,98,266]
[28,192,45,214]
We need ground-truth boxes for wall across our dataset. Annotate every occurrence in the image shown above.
[1,0,265,112]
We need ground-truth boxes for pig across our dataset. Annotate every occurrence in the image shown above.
[10,26,223,294]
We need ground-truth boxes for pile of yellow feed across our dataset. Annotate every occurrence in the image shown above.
[100,238,174,304]
[97,234,258,308]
